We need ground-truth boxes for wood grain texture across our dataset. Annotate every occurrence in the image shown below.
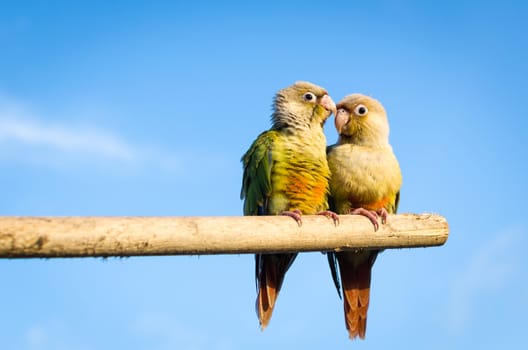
[0,213,448,258]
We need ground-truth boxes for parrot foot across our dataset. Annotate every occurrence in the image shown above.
[377,208,389,224]
[317,210,340,226]
[281,209,303,227]
[349,207,382,231]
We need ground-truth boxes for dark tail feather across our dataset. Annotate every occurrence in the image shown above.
[255,253,296,330]
[327,252,342,299]
[337,251,377,339]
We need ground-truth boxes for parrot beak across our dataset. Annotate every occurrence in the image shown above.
[334,109,349,134]
[320,94,337,118]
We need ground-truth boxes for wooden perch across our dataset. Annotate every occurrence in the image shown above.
[0,213,448,258]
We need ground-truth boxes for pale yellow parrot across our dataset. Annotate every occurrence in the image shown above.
[327,94,402,339]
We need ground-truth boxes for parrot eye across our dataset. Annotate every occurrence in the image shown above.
[354,104,368,116]
[303,92,316,102]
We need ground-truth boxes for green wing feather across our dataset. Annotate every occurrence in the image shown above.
[241,131,279,216]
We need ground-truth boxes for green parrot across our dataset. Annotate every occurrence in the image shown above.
[326,94,402,339]
[241,81,337,330]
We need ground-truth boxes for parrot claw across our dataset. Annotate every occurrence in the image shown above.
[317,210,340,226]
[281,209,303,227]
[377,208,389,224]
[349,207,381,231]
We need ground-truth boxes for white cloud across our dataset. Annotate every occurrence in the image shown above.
[0,117,136,161]
[0,93,181,170]
[446,228,523,332]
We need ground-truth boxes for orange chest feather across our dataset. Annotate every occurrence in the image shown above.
[350,196,392,212]
[285,171,328,203]
[271,166,330,213]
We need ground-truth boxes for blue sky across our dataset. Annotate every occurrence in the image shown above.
[1,0,527,349]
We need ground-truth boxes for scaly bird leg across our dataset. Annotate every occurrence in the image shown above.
[317,210,340,226]
[349,207,381,231]
[281,209,303,227]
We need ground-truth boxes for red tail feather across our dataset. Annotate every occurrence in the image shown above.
[255,253,296,330]
[337,251,377,339]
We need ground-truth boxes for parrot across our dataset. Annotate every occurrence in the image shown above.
[326,93,402,340]
[241,81,338,330]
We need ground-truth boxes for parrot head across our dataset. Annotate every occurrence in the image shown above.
[334,94,390,146]
[272,81,336,130]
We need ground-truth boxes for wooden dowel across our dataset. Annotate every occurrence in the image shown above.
[0,213,448,258]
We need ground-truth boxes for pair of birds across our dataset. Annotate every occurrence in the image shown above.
[241,81,402,340]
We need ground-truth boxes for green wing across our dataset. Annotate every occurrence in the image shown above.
[240,130,278,216]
